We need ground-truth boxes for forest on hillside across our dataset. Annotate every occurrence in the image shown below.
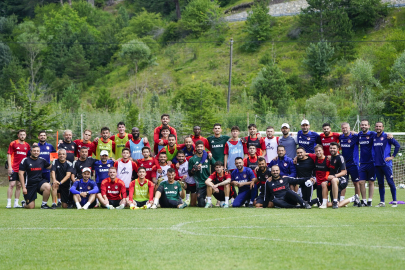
[0,0,405,158]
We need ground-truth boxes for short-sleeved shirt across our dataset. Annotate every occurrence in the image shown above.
[7,140,30,172]
[278,135,298,158]
[231,167,256,192]
[72,157,96,180]
[319,132,340,156]
[339,133,359,166]
[93,160,114,183]
[137,157,158,181]
[52,159,74,186]
[159,180,182,201]
[207,135,230,162]
[256,167,272,194]
[207,171,231,191]
[73,139,94,158]
[295,157,315,178]
[100,178,127,200]
[188,155,216,188]
[19,156,50,185]
[329,155,346,176]
[28,142,56,173]
[58,141,77,162]
[297,131,320,153]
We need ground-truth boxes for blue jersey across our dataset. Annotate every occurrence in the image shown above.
[69,179,99,195]
[358,131,376,164]
[93,160,114,183]
[339,133,359,166]
[231,167,256,192]
[372,132,400,167]
[28,142,56,173]
[268,156,296,177]
[297,131,320,153]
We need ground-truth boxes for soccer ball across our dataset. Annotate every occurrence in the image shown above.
[398,184,405,189]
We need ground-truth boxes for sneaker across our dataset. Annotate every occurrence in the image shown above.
[116,205,125,210]
[150,204,157,209]
[353,201,359,207]
[248,204,254,208]
[179,202,187,209]
[51,203,57,210]
[205,202,212,208]
[57,201,62,208]
[332,201,338,209]
[141,205,148,210]
[361,202,367,207]
[6,204,11,209]
[392,202,398,208]
[13,204,22,208]
[106,205,115,210]
[304,201,311,209]
[21,201,26,208]
[319,203,327,209]
[185,199,190,205]
[354,194,360,206]
[222,203,229,208]
[375,202,385,207]
[41,204,52,209]
[367,201,372,207]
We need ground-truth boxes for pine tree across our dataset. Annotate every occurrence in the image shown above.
[95,88,117,112]
[64,40,90,83]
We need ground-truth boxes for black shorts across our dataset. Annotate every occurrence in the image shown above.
[185,183,196,194]
[58,184,70,204]
[157,185,182,208]
[213,189,226,202]
[97,183,102,192]
[108,200,122,208]
[327,177,349,192]
[9,172,22,182]
[255,194,265,205]
[135,200,148,207]
[24,180,48,204]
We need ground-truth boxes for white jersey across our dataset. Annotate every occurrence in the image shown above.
[117,160,134,188]
[177,160,195,184]
[156,164,171,182]
[264,136,279,163]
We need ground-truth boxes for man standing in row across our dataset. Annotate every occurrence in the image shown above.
[297,120,319,154]
[51,149,73,209]
[207,123,230,165]
[58,130,77,163]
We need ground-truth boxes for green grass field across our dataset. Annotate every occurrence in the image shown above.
[1,187,404,270]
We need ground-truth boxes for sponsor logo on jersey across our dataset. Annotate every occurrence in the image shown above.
[108,190,118,194]
[211,144,223,148]
[120,167,130,175]
[374,143,383,146]
[359,141,369,145]
[273,185,285,192]
[31,168,42,171]
[341,144,351,148]
[17,151,26,155]
[174,186,177,189]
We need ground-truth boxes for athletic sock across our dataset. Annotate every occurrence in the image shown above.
[57,199,61,203]
[7,199,11,205]
[362,199,367,204]
[153,198,159,205]
[225,197,229,204]
[76,202,81,208]
[368,198,372,202]
[83,202,90,209]
[333,199,337,202]
[42,201,47,206]
[249,201,253,205]
[322,199,327,205]
[207,197,212,204]
[14,199,19,205]
[340,196,345,201]
[186,194,190,200]
[349,196,355,202]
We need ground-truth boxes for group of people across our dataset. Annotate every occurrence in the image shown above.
[6,114,401,210]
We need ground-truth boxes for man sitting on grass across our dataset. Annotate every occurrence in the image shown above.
[151,168,187,209]
[205,161,232,208]
[99,167,127,209]
[70,167,98,210]
[129,167,154,209]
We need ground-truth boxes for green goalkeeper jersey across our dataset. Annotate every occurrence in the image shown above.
[188,155,216,188]
[159,180,182,201]
[207,135,230,163]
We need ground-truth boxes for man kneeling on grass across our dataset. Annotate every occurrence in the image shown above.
[99,167,127,209]
[70,167,98,210]
[205,161,232,208]
[151,168,187,209]
[264,165,313,209]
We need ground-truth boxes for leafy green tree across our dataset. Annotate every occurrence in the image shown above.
[302,41,335,85]
[0,58,27,99]
[119,39,152,76]
[347,59,384,116]
[241,1,273,52]
[389,50,405,83]
[305,93,337,123]
[345,0,388,29]
[182,0,222,37]
[251,62,290,115]
[116,6,129,29]
[64,40,90,83]
[174,81,225,133]
[383,79,405,131]
[125,106,144,131]
[0,15,18,39]
[60,83,82,113]
[127,9,163,38]
[95,88,117,112]
[0,42,12,74]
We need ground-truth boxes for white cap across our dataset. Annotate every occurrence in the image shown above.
[281,123,290,129]
[82,167,91,173]
[100,150,109,156]
[301,119,310,125]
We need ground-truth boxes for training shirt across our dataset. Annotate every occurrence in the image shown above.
[207,135,230,163]
[129,179,154,202]
[93,139,116,160]
[58,141,77,162]
[188,155,216,188]
[244,136,266,156]
[191,135,210,150]
[339,133,359,166]
[319,132,340,156]
[110,133,132,159]
[125,138,151,160]
[231,167,256,193]
[265,176,309,201]
[137,157,159,181]
[159,180,182,201]
[29,142,56,173]
[73,139,94,158]
[268,156,297,177]
[297,131,320,153]
[358,131,376,164]
[171,145,195,163]
[72,157,96,180]
[329,155,346,176]
[256,167,272,194]
[52,159,74,187]
[308,154,331,184]
[373,132,400,167]
[69,179,99,195]
[295,157,315,178]
[207,171,231,191]
[7,140,30,172]
[225,140,246,170]
[152,164,171,181]
[93,159,114,183]
[100,177,127,200]
[244,156,258,176]
[264,136,279,163]
[172,160,195,184]
[279,135,298,158]
[19,156,50,185]
[114,159,138,188]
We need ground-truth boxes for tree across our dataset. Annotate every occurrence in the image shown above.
[119,39,152,76]
[0,42,12,74]
[127,9,163,38]
[95,88,117,112]
[174,82,225,133]
[345,0,388,29]
[64,40,90,83]
[305,93,338,123]
[251,62,290,115]
[116,6,129,29]
[302,41,335,85]
[182,0,222,37]
[390,50,405,83]
[0,58,27,99]
[125,106,144,131]
[347,59,384,116]
[241,1,273,52]
[60,83,81,113]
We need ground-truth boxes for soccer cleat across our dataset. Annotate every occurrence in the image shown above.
[179,202,187,209]
[185,199,190,205]
[116,205,125,210]
[392,202,398,208]
[367,201,372,207]
[222,203,229,208]
[248,204,254,208]
[319,203,327,209]
[361,202,367,207]
[141,205,148,210]
[204,202,212,208]
[332,201,338,209]
[354,194,360,206]
[304,201,311,209]
[150,204,157,209]
[6,204,11,209]
[41,204,52,209]
[51,203,57,210]
[106,205,115,210]
[13,204,22,208]
[21,201,26,208]
[375,202,385,207]
[353,201,359,207]
[57,201,62,208]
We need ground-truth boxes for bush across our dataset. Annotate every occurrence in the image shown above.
[182,0,222,37]
[347,0,388,29]
[128,9,163,38]
[305,93,338,122]
[302,41,335,84]
[161,22,182,44]
[390,51,405,83]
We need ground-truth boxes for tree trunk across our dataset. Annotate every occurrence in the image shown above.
[174,0,181,20]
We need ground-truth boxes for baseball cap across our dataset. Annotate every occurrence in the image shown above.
[301,119,310,125]
[281,123,290,129]
[100,150,109,156]
[82,167,91,173]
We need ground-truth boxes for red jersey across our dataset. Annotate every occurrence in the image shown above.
[308,154,331,185]
[153,125,177,145]
[208,171,231,191]
[319,132,340,156]
[124,138,151,149]
[7,140,30,172]
[244,136,266,156]
[191,135,210,150]
[73,139,94,158]
[224,140,248,155]
[136,157,159,180]
[100,177,127,200]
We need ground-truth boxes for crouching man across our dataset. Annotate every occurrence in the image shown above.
[205,161,232,208]
[70,167,98,209]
